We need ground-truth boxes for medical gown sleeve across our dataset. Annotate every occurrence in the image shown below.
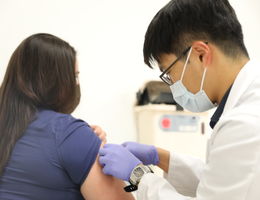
[164,152,205,197]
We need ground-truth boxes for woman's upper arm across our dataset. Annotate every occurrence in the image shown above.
[81,156,135,200]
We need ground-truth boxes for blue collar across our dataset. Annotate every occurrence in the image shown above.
[210,86,232,129]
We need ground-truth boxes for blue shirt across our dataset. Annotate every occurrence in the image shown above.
[0,109,101,200]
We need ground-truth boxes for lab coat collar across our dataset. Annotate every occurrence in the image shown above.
[222,59,258,115]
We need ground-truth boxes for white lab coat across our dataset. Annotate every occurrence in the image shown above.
[137,60,260,200]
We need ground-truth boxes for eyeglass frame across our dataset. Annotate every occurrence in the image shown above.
[159,46,191,86]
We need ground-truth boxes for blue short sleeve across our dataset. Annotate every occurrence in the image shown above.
[55,115,101,185]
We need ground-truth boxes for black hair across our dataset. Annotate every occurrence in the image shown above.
[143,0,249,68]
[0,33,78,175]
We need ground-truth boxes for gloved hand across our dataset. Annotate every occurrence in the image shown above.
[99,143,142,181]
[122,142,159,165]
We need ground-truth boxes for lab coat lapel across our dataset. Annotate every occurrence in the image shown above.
[222,60,259,115]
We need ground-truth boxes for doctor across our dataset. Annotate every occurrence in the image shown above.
[99,0,260,199]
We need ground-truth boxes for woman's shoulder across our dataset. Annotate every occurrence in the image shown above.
[36,109,87,126]
[35,109,93,143]
[29,109,101,185]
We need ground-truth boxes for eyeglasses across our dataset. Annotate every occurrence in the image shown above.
[159,46,191,85]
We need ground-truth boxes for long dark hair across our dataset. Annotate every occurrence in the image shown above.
[0,33,78,175]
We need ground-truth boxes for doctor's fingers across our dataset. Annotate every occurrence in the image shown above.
[99,155,109,167]
[102,143,123,150]
[122,141,143,149]
[99,156,118,176]
[102,163,117,176]
[121,141,131,147]
[99,147,116,160]
[99,144,113,155]
[99,145,114,158]
[100,143,133,160]
[99,147,113,157]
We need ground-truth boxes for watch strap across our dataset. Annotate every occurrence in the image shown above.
[124,184,138,192]
[124,164,153,192]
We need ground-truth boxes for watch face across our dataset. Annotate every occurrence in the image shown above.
[134,167,144,177]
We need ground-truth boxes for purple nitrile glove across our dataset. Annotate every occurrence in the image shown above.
[99,143,142,181]
[121,142,159,165]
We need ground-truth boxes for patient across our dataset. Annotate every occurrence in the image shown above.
[0,33,134,200]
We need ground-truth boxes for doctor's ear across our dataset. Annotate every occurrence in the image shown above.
[192,41,212,67]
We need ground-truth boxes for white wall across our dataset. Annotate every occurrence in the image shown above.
[0,0,259,143]
[231,0,260,60]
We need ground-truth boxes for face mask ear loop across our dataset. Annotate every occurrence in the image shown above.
[200,68,207,91]
[180,47,193,81]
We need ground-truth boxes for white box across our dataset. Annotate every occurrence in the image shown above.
[134,104,210,162]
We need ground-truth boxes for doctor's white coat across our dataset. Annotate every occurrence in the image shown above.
[137,60,260,200]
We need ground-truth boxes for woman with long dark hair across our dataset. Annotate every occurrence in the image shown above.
[0,33,134,200]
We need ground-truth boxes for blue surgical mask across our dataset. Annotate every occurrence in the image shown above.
[170,47,216,112]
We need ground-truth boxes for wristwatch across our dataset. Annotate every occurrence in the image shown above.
[124,164,153,192]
